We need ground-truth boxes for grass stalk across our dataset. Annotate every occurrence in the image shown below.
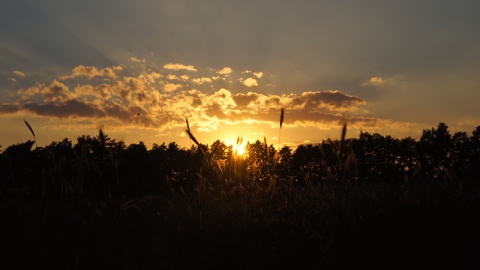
[24,119,38,149]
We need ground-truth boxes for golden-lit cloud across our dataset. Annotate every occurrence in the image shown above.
[241,77,258,87]
[254,72,263,78]
[139,71,163,83]
[0,63,412,145]
[7,78,17,83]
[75,84,112,100]
[13,70,26,77]
[363,76,385,86]
[217,67,233,75]
[166,74,177,80]
[166,74,189,81]
[130,57,145,63]
[163,63,197,72]
[60,65,123,80]
[242,70,263,78]
[17,80,76,103]
[192,77,213,84]
[163,83,183,92]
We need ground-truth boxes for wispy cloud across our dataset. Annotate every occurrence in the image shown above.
[13,70,26,77]
[60,65,123,80]
[192,77,213,84]
[242,70,263,78]
[130,57,145,63]
[166,74,189,81]
[163,63,197,72]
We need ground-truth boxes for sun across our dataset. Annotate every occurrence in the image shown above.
[233,143,246,155]
[225,137,247,156]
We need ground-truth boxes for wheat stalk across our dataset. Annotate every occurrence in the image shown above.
[274,108,284,175]
[185,118,200,147]
[24,119,38,149]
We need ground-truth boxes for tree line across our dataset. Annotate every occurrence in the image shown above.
[1,122,480,199]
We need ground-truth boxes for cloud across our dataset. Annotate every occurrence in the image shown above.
[22,100,105,118]
[0,63,411,141]
[232,92,260,107]
[242,77,258,87]
[291,90,366,112]
[75,84,112,100]
[253,72,263,78]
[13,70,26,77]
[139,71,163,83]
[166,74,189,81]
[242,70,263,78]
[7,78,17,83]
[217,67,233,75]
[210,88,236,111]
[192,77,213,84]
[131,57,145,63]
[363,76,385,86]
[60,65,123,80]
[17,80,76,103]
[164,83,183,92]
[163,63,197,72]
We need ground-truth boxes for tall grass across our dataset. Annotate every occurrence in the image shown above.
[24,119,37,149]
[2,115,479,268]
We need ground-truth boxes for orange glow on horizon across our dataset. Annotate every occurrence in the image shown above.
[224,137,247,156]
[233,143,246,155]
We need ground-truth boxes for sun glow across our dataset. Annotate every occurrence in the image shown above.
[233,143,246,155]
[225,137,247,156]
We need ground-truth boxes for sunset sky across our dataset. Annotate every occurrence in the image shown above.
[1,0,480,150]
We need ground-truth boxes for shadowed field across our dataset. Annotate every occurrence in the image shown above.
[1,121,480,269]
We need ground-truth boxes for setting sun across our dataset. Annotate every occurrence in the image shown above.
[224,137,247,156]
[233,143,246,156]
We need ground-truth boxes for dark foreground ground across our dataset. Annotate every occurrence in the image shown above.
[1,187,479,270]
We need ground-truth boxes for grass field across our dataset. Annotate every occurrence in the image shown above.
[1,119,479,269]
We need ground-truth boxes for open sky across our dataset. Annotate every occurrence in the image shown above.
[1,0,480,149]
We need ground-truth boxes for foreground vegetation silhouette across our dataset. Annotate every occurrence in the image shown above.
[1,121,480,269]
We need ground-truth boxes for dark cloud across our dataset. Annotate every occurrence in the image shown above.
[232,92,259,107]
[0,104,21,114]
[205,104,228,119]
[192,98,202,107]
[291,91,366,112]
[103,103,131,122]
[22,100,105,118]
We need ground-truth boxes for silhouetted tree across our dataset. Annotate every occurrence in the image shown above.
[210,140,230,161]
[117,142,148,196]
[291,144,323,182]
[469,126,480,179]
[0,140,36,191]
[276,146,293,180]
[245,140,276,182]
[451,131,470,178]
[419,123,453,179]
